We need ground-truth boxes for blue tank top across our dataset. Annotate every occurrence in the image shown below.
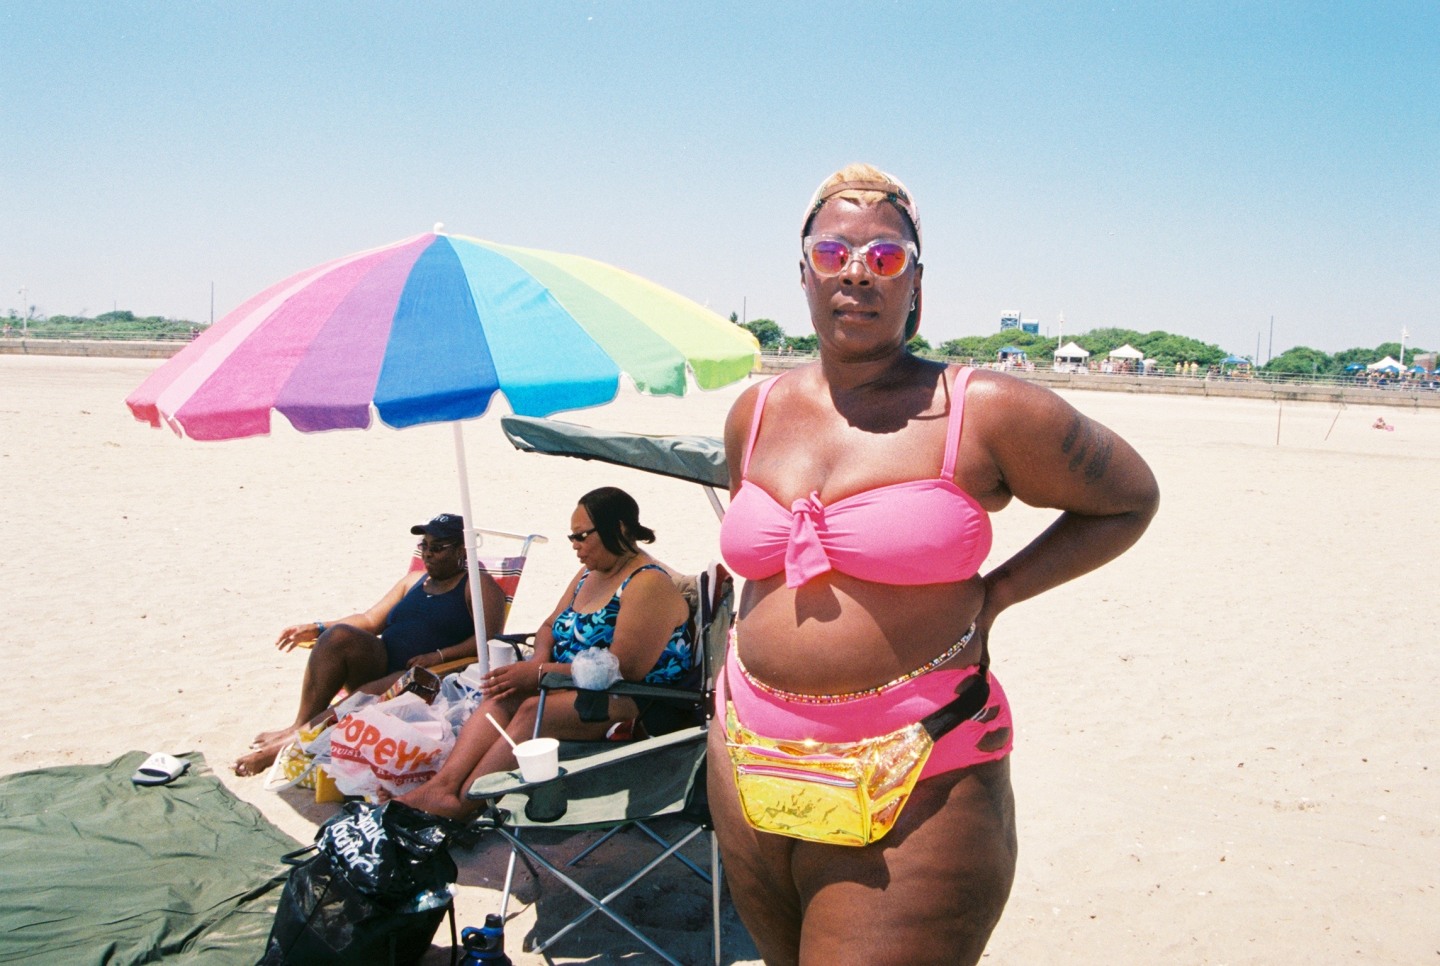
[550,564,694,686]
[381,574,473,673]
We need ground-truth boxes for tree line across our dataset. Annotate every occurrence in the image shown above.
[733,316,1430,376]
[4,310,201,341]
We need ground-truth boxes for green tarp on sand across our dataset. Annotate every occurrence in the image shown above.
[0,751,301,965]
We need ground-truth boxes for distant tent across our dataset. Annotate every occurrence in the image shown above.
[1344,363,1367,371]
[1055,341,1091,362]
[997,345,1026,360]
[1367,356,1403,371]
[1108,344,1144,360]
[1221,355,1251,366]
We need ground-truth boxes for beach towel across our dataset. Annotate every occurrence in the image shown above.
[0,751,300,965]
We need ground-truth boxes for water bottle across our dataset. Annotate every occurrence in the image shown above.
[459,914,511,965]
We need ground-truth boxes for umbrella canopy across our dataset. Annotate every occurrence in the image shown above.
[127,230,759,441]
[501,415,727,489]
[1221,355,1251,365]
[502,414,729,520]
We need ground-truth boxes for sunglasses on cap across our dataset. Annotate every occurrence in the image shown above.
[803,236,917,279]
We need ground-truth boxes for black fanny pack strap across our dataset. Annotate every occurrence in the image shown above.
[919,667,991,742]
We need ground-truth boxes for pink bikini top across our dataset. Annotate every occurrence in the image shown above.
[720,366,993,588]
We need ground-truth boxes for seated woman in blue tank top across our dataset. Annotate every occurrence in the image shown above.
[232,512,507,779]
[399,486,695,821]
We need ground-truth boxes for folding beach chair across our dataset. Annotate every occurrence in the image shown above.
[422,526,547,676]
[466,564,734,966]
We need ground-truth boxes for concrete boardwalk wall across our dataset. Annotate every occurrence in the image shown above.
[0,338,182,359]
[8,339,1436,411]
[758,354,1440,411]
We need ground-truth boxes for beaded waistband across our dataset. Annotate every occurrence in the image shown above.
[731,622,978,705]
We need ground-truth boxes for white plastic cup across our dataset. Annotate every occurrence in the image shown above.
[488,639,517,669]
[513,737,560,783]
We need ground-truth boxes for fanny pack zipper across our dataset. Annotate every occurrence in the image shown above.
[735,763,859,787]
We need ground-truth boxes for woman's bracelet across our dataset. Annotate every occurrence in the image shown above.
[434,649,444,663]
[314,621,327,636]
[537,662,545,687]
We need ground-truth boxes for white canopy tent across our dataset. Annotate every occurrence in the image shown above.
[1108,344,1144,360]
[1055,341,1091,363]
[1367,355,1403,371]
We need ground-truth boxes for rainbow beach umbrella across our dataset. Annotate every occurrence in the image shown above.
[127,228,757,439]
[126,228,758,669]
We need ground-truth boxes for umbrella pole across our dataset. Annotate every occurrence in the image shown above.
[454,422,490,675]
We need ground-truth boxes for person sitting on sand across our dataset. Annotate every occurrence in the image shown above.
[398,486,694,819]
[234,513,505,777]
[1373,417,1395,431]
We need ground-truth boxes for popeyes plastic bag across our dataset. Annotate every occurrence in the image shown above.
[327,693,455,800]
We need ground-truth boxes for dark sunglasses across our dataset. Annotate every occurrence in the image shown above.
[566,527,597,544]
[804,235,917,278]
[417,539,460,554]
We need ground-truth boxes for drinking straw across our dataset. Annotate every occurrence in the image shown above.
[486,713,520,750]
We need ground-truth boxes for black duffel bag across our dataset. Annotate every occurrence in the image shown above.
[260,800,459,966]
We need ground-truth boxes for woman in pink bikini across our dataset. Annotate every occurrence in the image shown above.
[711,164,1160,964]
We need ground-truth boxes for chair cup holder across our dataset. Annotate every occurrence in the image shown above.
[523,775,568,823]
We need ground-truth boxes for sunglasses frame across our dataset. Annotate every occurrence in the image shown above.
[567,527,597,544]
[803,235,918,279]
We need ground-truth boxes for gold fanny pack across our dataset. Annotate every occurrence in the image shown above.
[723,666,990,847]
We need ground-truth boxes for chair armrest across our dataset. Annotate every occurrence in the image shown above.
[465,726,707,801]
[538,671,701,705]
[433,633,535,677]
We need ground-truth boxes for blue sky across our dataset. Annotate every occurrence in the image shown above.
[3,1,1435,357]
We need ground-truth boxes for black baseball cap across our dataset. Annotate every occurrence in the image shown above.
[410,513,464,541]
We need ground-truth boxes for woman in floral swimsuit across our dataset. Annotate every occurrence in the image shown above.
[400,486,694,820]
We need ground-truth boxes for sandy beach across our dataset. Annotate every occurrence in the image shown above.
[2,353,1437,964]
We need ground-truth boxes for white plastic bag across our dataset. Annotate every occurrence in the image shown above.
[326,693,456,799]
[571,646,622,690]
[437,663,486,734]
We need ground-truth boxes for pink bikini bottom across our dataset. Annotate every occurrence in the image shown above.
[718,643,1014,781]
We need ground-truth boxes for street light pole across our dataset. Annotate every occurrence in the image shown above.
[1401,326,1409,368]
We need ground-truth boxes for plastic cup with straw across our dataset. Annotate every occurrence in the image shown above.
[487,713,559,783]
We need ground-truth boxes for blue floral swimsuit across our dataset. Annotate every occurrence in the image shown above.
[550,564,694,686]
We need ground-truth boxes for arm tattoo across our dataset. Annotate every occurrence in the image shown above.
[1060,415,1114,484]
